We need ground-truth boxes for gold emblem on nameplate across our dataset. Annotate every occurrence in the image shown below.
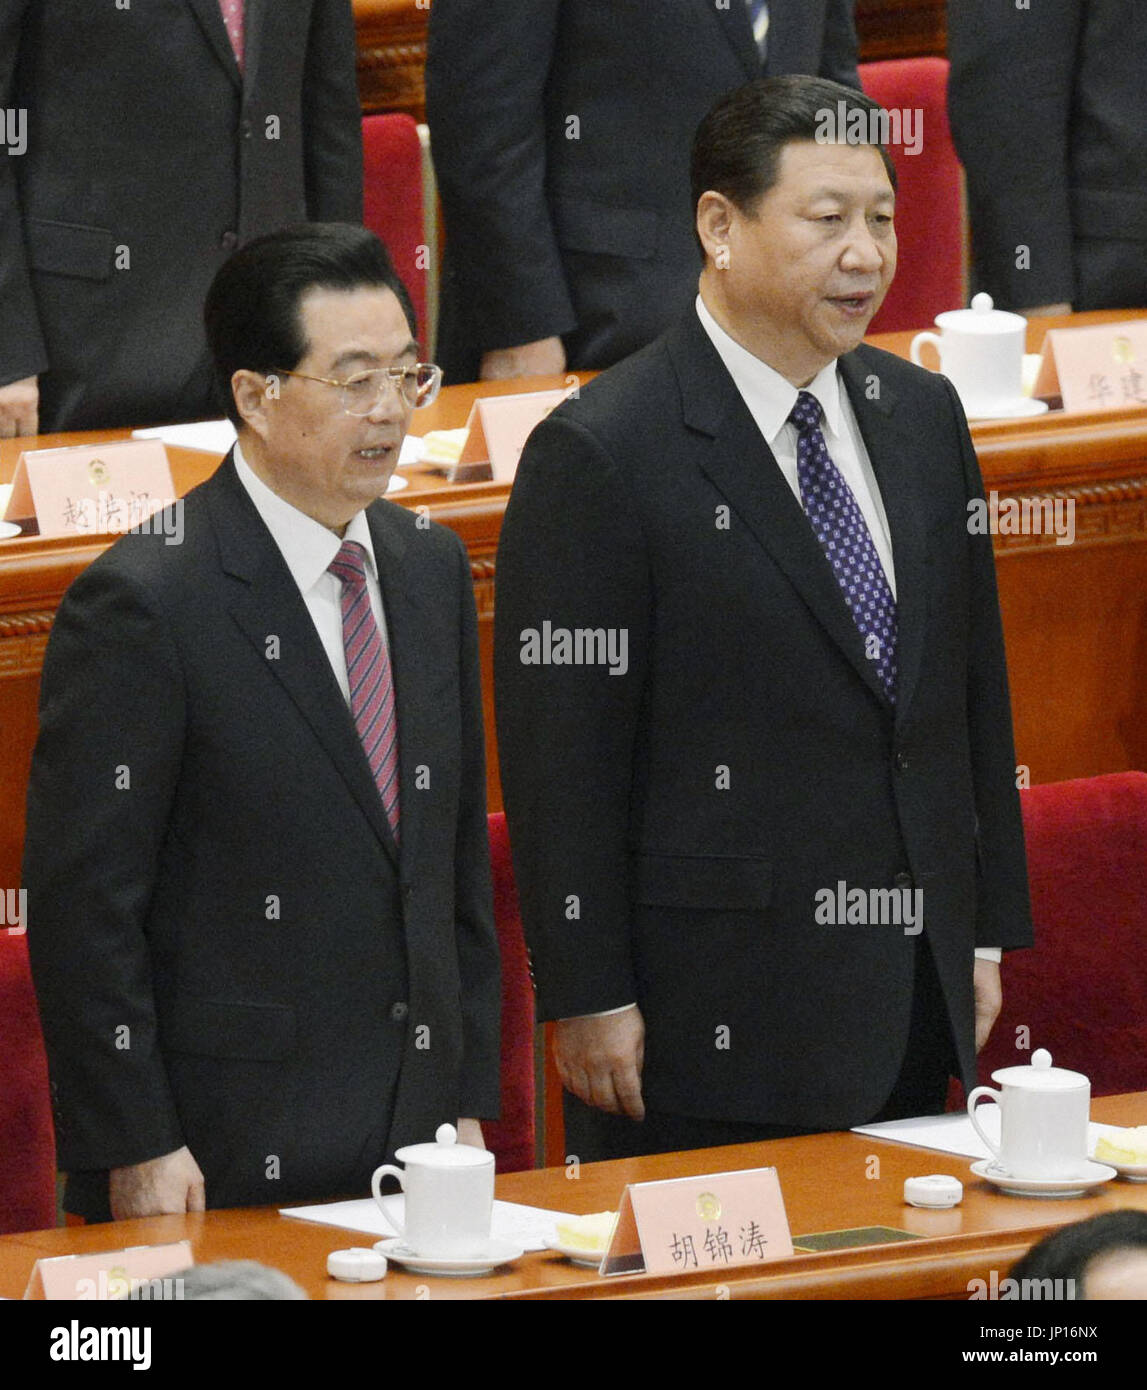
[88,458,109,485]
[696,1191,722,1221]
[1112,336,1135,366]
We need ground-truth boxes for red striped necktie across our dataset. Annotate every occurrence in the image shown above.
[328,541,401,841]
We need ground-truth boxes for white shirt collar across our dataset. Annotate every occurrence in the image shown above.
[695,293,844,443]
[232,440,379,594]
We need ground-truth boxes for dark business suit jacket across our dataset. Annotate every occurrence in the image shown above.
[427,0,859,380]
[948,0,1147,311]
[494,310,1033,1130]
[0,0,363,430]
[24,455,501,1218]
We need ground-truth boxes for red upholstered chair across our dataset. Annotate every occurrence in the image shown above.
[361,113,429,348]
[0,934,55,1233]
[951,772,1147,1108]
[481,812,537,1171]
[860,57,965,333]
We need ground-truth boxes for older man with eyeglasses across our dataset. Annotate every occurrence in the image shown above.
[24,223,501,1223]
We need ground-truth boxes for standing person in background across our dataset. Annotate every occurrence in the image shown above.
[427,0,860,383]
[0,0,363,437]
[948,0,1147,317]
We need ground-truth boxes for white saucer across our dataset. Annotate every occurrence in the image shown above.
[544,1237,605,1269]
[0,520,23,540]
[372,1236,522,1276]
[970,1158,1116,1197]
[966,397,1050,420]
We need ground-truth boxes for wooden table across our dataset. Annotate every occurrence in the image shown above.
[4,1092,1145,1301]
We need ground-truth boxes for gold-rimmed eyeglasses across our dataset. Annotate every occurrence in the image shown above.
[274,362,442,415]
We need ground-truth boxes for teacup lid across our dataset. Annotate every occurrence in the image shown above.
[990,1048,1089,1089]
[394,1122,494,1167]
[935,292,1026,334]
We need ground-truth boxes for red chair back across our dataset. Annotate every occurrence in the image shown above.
[362,114,429,349]
[482,813,536,1171]
[0,934,55,1233]
[860,58,965,333]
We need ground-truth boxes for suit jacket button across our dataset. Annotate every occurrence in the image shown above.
[894,751,910,773]
[220,230,239,252]
[390,1001,409,1023]
[893,871,914,890]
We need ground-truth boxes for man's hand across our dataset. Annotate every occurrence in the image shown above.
[1021,303,1072,319]
[480,337,566,380]
[0,376,39,438]
[555,1005,645,1119]
[973,958,1003,1052]
[456,1118,485,1150]
[109,1145,205,1220]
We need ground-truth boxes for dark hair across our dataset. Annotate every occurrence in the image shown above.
[690,76,898,257]
[203,222,418,427]
[1011,1210,1147,1296]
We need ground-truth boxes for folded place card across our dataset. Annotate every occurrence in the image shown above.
[600,1165,793,1277]
[4,439,176,539]
[1033,320,1147,413]
[455,388,573,483]
[24,1240,193,1300]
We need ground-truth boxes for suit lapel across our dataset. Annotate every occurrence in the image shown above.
[701,0,764,80]
[185,0,243,89]
[838,350,929,724]
[206,455,400,868]
[668,315,891,711]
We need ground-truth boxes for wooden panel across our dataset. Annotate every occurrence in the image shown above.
[856,0,946,62]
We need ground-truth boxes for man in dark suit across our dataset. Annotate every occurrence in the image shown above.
[948,0,1147,315]
[495,77,1032,1161]
[426,0,859,383]
[0,0,363,437]
[24,224,501,1220]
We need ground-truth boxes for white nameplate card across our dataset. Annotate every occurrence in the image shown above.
[1033,320,1147,413]
[454,387,573,483]
[24,1240,193,1300]
[600,1166,793,1277]
[4,439,176,539]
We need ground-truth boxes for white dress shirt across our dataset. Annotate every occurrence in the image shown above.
[234,443,390,705]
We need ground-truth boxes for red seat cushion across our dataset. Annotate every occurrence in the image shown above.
[362,113,429,347]
[0,934,55,1233]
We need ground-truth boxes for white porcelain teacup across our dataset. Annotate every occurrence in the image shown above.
[967,1048,1090,1180]
[910,293,1027,417]
[371,1123,495,1259]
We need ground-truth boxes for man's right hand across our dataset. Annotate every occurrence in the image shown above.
[109,1145,206,1220]
[0,376,39,438]
[480,337,566,380]
[555,1004,645,1119]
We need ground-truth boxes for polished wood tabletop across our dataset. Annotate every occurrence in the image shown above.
[4,1092,1145,1301]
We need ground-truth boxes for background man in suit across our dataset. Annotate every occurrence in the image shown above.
[495,77,1032,1161]
[948,0,1147,316]
[25,223,501,1220]
[0,0,363,437]
[426,0,859,383]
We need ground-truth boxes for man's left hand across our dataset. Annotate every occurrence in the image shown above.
[456,1118,485,1149]
[973,958,1002,1052]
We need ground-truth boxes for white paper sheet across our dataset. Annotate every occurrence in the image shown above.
[280,1196,575,1252]
[852,1111,1123,1162]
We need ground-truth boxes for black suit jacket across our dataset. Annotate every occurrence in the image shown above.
[427,0,859,380]
[948,0,1147,311]
[0,0,363,430]
[494,310,1032,1130]
[24,455,501,1217]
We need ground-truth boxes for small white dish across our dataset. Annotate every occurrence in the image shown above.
[372,1235,522,1277]
[970,1157,1116,1198]
[1089,1127,1147,1182]
[0,520,23,539]
[544,1237,605,1269]
[966,397,1050,420]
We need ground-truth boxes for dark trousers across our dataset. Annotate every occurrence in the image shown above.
[563,937,957,1162]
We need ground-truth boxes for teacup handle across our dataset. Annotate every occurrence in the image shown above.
[910,331,942,371]
[967,1085,1003,1160]
[371,1164,406,1239]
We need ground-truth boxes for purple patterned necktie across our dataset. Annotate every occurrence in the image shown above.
[790,390,898,703]
[328,541,401,840]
